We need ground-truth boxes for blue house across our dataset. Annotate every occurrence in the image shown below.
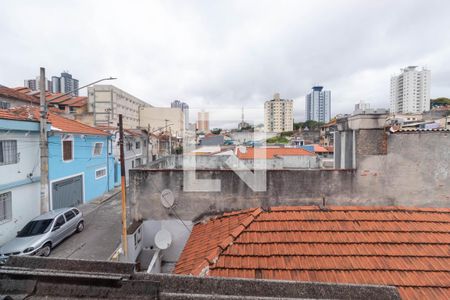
[46,112,115,209]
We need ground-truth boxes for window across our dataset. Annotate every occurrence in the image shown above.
[54,215,65,227]
[0,140,18,165]
[72,208,80,215]
[135,158,142,166]
[96,168,107,179]
[0,192,12,222]
[135,141,141,149]
[127,142,132,151]
[64,210,76,221]
[62,136,73,161]
[93,142,103,156]
[0,101,10,109]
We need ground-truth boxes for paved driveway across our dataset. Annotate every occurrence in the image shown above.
[50,192,122,260]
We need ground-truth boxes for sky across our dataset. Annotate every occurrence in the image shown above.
[1,0,450,128]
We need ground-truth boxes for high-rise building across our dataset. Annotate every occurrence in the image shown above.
[171,100,189,129]
[24,77,52,92]
[53,72,80,96]
[390,66,430,114]
[264,93,293,133]
[305,86,331,123]
[197,111,209,132]
[24,71,79,96]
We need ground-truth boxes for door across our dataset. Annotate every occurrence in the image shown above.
[52,215,67,245]
[52,175,83,209]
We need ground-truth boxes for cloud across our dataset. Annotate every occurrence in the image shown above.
[1,0,450,127]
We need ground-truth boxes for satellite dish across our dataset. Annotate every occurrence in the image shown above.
[160,189,174,208]
[154,229,172,250]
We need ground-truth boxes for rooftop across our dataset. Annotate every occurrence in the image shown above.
[174,205,450,299]
[0,106,108,135]
[236,147,315,159]
[0,86,40,104]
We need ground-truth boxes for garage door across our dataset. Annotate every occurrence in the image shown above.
[52,175,83,209]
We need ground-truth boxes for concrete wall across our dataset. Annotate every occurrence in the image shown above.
[130,131,450,223]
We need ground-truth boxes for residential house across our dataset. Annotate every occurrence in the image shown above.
[99,127,149,185]
[0,86,39,109]
[174,206,450,299]
[0,109,41,245]
[319,119,336,147]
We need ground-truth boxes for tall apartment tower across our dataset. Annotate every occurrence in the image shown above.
[305,86,331,123]
[390,66,430,114]
[264,93,294,133]
[171,100,189,129]
[197,111,209,132]
[25,71,79,96]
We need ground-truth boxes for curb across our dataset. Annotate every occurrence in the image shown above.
[93,189,122,205]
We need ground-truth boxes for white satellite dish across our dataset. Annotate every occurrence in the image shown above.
[154,229,172,250]
[160,189,175,208]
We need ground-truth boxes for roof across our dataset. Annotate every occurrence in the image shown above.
[0,86,39,104]
[13,86,88,107]
[302,144,330,153]
[174,205,450,299]
[0,106,107,135]
[236,147,315,159]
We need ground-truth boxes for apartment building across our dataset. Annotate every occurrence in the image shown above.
[197,111,210,133]
[390,66,430,114]
[305,86,331,123]
[264,93,293,132]
[139,107,185,137]
[87,85,151,129]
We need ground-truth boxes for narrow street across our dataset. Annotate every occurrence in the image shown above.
[50,192,122,261]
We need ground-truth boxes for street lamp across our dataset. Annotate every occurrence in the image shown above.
[47,77,117,102]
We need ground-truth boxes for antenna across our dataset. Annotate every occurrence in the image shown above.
[154,229,172,250]
[160,189,175,208]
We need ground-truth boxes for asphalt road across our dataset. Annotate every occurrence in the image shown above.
[50,192,122,260]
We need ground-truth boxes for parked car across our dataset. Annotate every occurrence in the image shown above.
[0,207,84,263]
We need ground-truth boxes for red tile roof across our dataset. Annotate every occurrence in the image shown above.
[0,87,39,104]
[0,106,107,135]
[174,206,450,299]
[236,147,315,159]
[13,87,87,107]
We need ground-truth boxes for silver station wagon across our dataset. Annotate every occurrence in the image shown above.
[0,207,84,263]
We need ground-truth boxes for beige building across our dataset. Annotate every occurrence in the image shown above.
[88,85,151,128]
[197,111,209,132]
[264,93,293,132]
[139,107,185,137]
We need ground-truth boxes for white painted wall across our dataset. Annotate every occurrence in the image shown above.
[0,182,40,245]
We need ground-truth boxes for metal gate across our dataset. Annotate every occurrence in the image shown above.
[52,175,83,209]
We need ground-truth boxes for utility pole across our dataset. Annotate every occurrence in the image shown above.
[164,119,171,155]
[39,67,49,213]
[118,114,128,258]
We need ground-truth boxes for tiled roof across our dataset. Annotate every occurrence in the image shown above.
[0,106,107,135]
[60,96,87,107]
[174,206,450,299]
[236,147,315,159]
[0,86,39,104]
[13,87,87,107]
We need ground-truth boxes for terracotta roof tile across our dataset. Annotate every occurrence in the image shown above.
[175,205,450,299]
[0,106,107,135]
[237,147,315,159]
[0,86,39,104]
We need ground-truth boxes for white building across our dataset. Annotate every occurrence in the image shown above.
[88,85,151,129]
[264,93,293,133]
[0,112,41,245]
[139,107,185,137]
[305,86,331,123]
[390,66,430,114]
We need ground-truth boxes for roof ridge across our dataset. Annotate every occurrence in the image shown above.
[191,207,263,276]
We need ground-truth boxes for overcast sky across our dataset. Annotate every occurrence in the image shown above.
[1,0,450,127]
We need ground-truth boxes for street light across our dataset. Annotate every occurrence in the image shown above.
[47,77,117,102]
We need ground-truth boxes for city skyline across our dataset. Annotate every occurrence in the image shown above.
[1,1,450,123]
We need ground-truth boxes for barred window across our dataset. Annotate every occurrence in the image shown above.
[0,140,18,165]
[0,192,12,222]
[95,168,107,179]
[62,136,73,161]
[0,101,11,109]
